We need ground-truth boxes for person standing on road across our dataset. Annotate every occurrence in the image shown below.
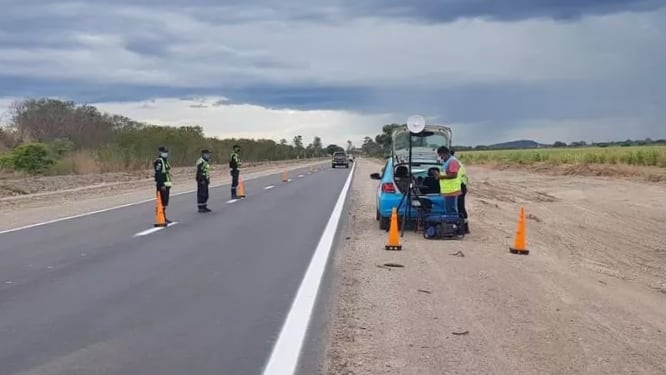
[229,144,241,199]
[154,146,173,224]
[196,149,212,213]
[451,150,470,234]
[434,146,462,218]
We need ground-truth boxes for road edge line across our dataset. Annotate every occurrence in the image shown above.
[261,161,356,375]
[0,163,321,235]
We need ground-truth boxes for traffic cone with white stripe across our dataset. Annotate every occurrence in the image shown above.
[385,207,402,250]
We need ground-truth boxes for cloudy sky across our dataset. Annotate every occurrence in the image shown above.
[1,0,665,147]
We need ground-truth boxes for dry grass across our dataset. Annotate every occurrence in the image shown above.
[458,146,666,167]
[457,146,666,182]
[0,149,328,179]
[0,157,329,198]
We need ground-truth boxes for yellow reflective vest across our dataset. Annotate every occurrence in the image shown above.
[459,160,468,186]
[439,156,462,196]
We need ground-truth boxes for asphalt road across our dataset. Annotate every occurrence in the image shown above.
[0,163,355,375]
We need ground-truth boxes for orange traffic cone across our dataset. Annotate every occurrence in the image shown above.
[385,207,402,250]
[154,191,167,227]
[282,170,289,182]
[237,177,246,199]
[509,207,529,255]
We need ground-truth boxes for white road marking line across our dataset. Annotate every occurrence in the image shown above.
[133,227,164,237]
[132,221,178,238]
[264,185,275,190]
[261,162,356,375]
[0,165,323,235]
[298,174,304,178]
[226,199,239,204]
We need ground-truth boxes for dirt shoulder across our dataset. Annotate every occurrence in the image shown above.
[0,159,325,231]
[324,159,666,375]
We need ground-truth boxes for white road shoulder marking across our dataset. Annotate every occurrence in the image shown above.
[133,227,163,237]
[226,199,239,204]
[264,185,275,190]
[261,162,356,375]
[298,174,304,178]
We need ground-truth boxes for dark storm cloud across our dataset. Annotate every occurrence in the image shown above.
[1,0,666,143]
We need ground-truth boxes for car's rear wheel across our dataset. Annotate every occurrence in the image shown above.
[376,210,380,221]
[379,216,390,230]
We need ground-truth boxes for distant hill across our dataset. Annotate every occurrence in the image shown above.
[487,140,544,149]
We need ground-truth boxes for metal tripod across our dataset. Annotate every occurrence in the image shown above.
[395,132,416,237]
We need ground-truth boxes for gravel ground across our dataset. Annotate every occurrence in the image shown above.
[323,158,666,375]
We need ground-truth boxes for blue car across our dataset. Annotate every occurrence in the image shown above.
[370,124,453,230]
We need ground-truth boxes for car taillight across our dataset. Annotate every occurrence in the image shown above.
[381,183,396,193]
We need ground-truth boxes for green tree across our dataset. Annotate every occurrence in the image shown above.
[7,142,55,174]
[2,97,328,175]
[325,144,344,155]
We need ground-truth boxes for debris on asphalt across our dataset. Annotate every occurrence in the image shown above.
[417,289,432,294]
[452,330,469,336]
[449,251,465,257]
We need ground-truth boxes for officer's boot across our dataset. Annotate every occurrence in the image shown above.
[203,204,211,212]
[463,219,470,234]
[198,205,206,213]
[164,208,172,224]
[231,187,237,200]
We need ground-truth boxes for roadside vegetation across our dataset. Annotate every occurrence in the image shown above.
[359,123,666,180]
[457,146,666,168]
[0,98,344,176]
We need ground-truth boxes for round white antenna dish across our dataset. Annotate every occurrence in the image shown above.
[407,114,426,133]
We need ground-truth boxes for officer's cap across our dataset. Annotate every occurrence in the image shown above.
[158,146,168,152]
[201,149,210,154]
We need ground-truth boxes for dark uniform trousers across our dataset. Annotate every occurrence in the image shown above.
[457,183,467,220]
[197,180,209,206]
[230,169,239,197]
[458,183,469,233]
[157,186,170,207]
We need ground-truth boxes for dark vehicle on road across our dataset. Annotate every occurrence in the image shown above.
[332,151,350,168]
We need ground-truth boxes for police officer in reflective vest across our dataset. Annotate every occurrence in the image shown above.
[154,146,173,224]
[196,149,211,212]
[435,146,462,218]
[451,150,470,234]
[229,144,241,199]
